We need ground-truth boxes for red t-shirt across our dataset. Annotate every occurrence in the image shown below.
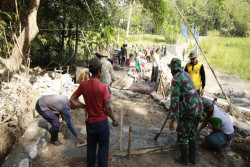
[74,78,110,123]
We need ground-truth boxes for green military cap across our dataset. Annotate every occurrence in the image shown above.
[168,58,184,71]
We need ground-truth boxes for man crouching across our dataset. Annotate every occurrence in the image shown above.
[35,94,86,146]
[196,98,234,151]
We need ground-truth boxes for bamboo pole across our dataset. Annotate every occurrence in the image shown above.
[111,145,175,157]
[81,31,92,57]
[120,109,124,151]
[3,30,11,58]
[14,0,21,34]
[26,48,31,78]
[170,0,237,117]
[84,0,95,21]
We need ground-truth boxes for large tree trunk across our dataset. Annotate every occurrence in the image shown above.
[71,22,79,67]
[0,0,40,72]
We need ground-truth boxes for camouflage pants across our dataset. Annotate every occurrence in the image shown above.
[177,117,200,144]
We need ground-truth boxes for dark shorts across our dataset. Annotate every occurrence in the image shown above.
[122,57,126,63]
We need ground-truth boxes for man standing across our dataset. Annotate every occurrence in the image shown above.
[100,51,115,94]
[35,94,86,146]
[184,50,205,96]
[70,57,118,167]
[121,44,127,66]
[135,44,139,58]
[151,48,160,83]
[168,58,203,165]
[196,98,234,151]
[117,47,122,65]
[129,45,135,61]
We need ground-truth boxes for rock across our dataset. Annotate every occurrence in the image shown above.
[19,158,29,167]
[25,144,37,159]
[10,115,19,126]
[5,101,15,112]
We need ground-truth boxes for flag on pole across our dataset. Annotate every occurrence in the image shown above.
[181,26,189,44]
[195,29,199,55]
[192,23,194,35]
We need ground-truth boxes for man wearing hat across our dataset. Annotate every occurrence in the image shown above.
[70,57,118,167]
[100,50,115,94]
[184,50,206,96]
[196,98,234,151]
[168,58,203,165]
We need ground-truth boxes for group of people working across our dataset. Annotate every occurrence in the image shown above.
[117,44,162,84]
[35,51,116,167]
[168,51,234,165]
[35,49,234,167]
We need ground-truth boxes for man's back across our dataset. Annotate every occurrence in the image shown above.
[122,47,127,57]
[38,94,69,114]
[171,71,202,119]
[74,78,110,123]
[100,58,114,85]
[212,105,234,134]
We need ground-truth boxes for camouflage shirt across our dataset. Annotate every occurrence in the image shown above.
[170,71,203,121]
[100,58,115,85]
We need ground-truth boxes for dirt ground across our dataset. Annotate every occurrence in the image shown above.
[203,65,250,108]
[1,51,250,166]
[3,89,245,167]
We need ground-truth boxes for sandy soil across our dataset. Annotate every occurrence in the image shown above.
[201,64,250,108]
[1,57,250,166]
[19,89,249,167]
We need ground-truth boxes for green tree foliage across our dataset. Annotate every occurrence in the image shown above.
[0,0,249,69]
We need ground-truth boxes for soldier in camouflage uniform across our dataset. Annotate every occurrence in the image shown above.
[168,58,203,165]
[100,51,115,94]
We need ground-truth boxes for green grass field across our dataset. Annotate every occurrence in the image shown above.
[127,34,166,47]
[199,37,250,81]
[126,34,250,81]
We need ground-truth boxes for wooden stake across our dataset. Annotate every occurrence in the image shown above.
[67,66,69,74]
[3,30,11,58]
[54,68,57,78]
[120,109,124,151]
[112,145,175,157]
[170,0,237,117]
[60,66,62,74]
[128,126,132,158]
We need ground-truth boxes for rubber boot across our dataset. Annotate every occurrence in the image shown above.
[175,144,189,165]
[189,139,197,165]
[50,127,62,146]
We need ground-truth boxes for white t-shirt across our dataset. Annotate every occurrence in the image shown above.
[212,105,234,134]
[153,53,160,67]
